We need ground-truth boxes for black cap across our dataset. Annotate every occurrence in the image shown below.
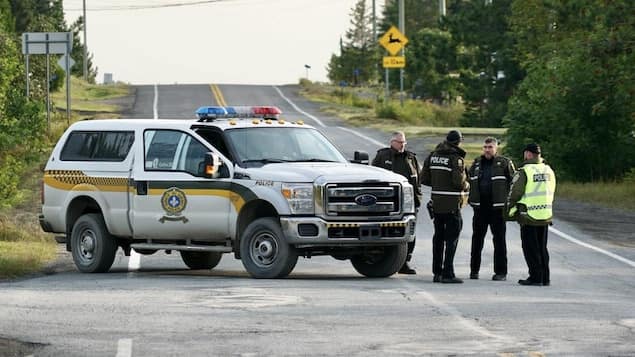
[446,130,463,144]
[523,143,541,154]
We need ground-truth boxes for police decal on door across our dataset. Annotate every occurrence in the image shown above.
[160,187,189,223]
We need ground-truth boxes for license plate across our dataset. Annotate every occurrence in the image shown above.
[359,224,381,240]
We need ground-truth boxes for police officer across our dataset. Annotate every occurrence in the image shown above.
[468,137,515,281]
[372,131,422,274]
[421,130,469,283]
[506,143,556,286]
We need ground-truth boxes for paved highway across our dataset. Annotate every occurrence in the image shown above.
[1,84,634,356]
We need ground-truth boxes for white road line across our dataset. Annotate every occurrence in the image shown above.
[116,338,133,357]
[153,84,159,119]
[272,86,325,127]
[337,126,384,148]
[550,227,635,268]
[128,249,141,271]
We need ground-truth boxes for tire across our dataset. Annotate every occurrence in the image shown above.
[180,251,223,270]
[240,217,298,279]
[70,213,117,273]
[351,243,407,278]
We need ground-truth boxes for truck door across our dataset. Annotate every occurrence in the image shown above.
[130,129,231,240]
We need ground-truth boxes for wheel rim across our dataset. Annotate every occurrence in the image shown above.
[249,232,279,268]
[77,228,97,264]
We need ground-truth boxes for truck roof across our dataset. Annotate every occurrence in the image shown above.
[68,118,315,131]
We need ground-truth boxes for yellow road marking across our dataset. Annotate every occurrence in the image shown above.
[210,84,227,106]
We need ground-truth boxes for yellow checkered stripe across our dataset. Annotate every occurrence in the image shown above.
[44,170,128,192]
[326,222,407,228]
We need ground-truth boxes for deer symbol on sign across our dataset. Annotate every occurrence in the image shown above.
[388,33,402,44]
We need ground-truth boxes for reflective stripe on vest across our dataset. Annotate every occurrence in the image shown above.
[517,163,555,220]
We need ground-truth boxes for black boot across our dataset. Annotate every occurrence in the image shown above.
[398,262,416,275]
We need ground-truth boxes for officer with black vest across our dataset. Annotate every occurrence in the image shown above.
[467,137,515,281]
[506,143,556,286]
[372,131,422,274]
[421,130,469,283]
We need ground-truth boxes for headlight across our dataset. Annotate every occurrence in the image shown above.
[281,183,314,214]
[402,184,415,213]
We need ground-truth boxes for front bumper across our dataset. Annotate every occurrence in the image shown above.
[280,215,416,245]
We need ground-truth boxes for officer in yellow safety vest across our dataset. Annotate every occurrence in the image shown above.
[506,143,556,286]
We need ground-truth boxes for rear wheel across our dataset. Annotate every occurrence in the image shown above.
[70,213,117,273]
[351,243,407,278]
[240,217,298,278]
[180,251,223,270]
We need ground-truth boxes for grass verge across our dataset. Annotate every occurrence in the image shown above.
[557,181,635,211]
[51,76,130,112]
[0,241,56,280]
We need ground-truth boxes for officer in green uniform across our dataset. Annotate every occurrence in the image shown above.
[372,131,422,274]
[468,137,515,281]
[421,130,469,283]
[506,143,556,286]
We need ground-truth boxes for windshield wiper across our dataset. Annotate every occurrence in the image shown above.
[242,158,288,164]
[287,158,337,163]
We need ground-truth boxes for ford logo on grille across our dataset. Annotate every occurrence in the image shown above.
[355,194,377,206]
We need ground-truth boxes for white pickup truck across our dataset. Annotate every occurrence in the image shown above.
[40,106,417,278]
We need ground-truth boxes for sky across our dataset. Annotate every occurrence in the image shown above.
[63,0,386,85]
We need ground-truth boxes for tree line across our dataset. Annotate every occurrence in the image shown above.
[328,0,634,181]
[0,0,94,206]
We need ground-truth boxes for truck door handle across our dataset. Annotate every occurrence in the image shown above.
[136,181,148,195]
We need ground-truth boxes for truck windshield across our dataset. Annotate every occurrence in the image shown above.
[224,127,347,167]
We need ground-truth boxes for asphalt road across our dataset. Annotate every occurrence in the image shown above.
[1,84,634,357]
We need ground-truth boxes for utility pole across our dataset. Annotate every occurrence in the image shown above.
[83,0,88,81]
[372,0,377,84]
[398,0,404,106]
[439,0,446,17]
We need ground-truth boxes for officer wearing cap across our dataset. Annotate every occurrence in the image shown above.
[468,137,516,281]
[506,143,556,286]
[421,130,469,283]
[372,131,422,274]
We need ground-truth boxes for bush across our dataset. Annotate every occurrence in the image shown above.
[375,103,399,120]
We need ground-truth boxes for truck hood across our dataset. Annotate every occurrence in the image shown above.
[237,162,408,184]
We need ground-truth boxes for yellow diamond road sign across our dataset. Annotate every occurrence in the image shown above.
[383,56,406,68]
[379,25,408,56]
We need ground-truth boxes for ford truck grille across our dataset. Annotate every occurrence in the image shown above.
[325,183,400,216]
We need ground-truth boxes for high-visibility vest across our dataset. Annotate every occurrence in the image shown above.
[516,163,556,220]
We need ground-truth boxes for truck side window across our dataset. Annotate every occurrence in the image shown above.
[144,129,209,177]
[61,131,134,161]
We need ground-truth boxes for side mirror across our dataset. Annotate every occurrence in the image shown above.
[351,150,369,165]
[203,152,223,178]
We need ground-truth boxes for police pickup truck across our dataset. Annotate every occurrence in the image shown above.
[40,106,416,278]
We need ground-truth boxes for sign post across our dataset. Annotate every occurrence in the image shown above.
[378,26,408,105]
[22,32,73,126]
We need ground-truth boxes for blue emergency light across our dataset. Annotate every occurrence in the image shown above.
[195,106,283,121]
[196,106,228,120]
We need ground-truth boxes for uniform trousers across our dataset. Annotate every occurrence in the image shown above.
[432,212,462,278]
[520,224,550,284]
[470,208,507,275]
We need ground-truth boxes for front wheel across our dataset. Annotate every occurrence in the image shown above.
[351,243,407,278]
[180,251,222,270]
[70,213,117,273]
[240,217,298,279]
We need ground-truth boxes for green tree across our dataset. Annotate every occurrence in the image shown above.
[444,0,523,127]
[69,16,97,83]
[505,0,635,181]
[406,28,459,102]
[327,0,377,85]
